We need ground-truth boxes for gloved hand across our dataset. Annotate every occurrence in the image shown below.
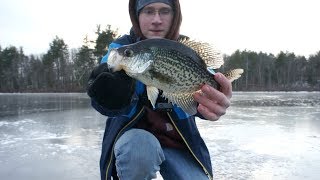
[87,63,135,109]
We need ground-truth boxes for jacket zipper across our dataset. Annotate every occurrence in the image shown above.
[105,107,145,179]
[167,112,213,180]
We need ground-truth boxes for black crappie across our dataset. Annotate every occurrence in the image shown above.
[107,38,243,115]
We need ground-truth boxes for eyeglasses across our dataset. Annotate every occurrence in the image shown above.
[140,8,173,18]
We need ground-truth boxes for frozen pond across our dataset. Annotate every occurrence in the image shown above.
[0,92,320,180]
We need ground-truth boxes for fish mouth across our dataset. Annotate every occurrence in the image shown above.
[107,50,123,72]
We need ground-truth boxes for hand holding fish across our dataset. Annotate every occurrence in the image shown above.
[194,73,232,121]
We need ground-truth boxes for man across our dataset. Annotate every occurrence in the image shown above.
[87,0,232,179]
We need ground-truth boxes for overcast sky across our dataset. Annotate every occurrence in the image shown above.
[1,0,319,57]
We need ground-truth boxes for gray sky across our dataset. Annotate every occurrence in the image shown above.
[1,0,319,57]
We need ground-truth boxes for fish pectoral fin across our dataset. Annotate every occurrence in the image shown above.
[224,69,244,82]
[146,86,159,108]
[163,92,198,115]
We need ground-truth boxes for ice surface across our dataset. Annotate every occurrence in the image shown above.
[1,92,319,180]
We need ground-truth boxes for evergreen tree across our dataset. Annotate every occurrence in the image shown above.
[26,55,44,90]
[42,36,69,91]
[73,45,96,89]
[93,24,118,62]
[0,46,20,91]
[307,51,320,88]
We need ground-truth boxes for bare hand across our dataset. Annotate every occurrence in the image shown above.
[193,73,232,121]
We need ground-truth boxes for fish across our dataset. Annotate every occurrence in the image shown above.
[107,38,244,115]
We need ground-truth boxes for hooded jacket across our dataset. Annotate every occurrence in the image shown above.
[91,0,213,179]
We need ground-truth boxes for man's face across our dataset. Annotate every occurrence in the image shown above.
[138,3,174,39]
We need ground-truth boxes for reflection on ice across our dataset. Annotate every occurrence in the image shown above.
[0,119,36,127]
[0,93,90,117]
[232,91,320,107]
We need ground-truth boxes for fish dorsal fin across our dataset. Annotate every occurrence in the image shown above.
[146,86,159,108]
[178,37,224,69]
[223,69,244,82]
[162,91,198,115]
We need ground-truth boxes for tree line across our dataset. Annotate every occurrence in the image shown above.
[224,49,320,91]
[0,25,117,92]
[0,25,319,92]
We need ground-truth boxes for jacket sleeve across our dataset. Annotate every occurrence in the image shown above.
[89,42,139,117]
[91,90,140,117]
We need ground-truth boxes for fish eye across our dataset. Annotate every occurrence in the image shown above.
[124,49,134,57]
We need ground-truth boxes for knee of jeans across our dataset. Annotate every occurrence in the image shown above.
[114,129,165,162]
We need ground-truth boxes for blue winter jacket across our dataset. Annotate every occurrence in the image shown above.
[91,34,213,180]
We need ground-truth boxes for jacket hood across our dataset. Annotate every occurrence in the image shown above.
[129,0,182,40]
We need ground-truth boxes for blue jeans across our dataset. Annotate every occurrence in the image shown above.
[114,129,209,180]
